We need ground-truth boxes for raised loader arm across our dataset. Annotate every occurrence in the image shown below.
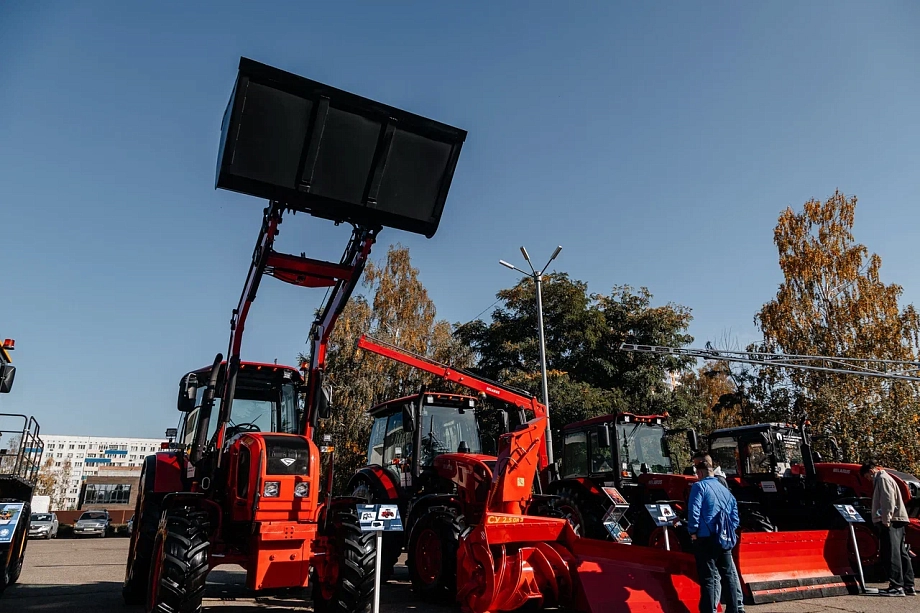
[357,334,550,472]
[211,201,379,466]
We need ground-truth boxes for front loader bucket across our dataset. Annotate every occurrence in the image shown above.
[736,530,859,604]
[457,513,701,613]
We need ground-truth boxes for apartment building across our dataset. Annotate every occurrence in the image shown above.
[38,435,165,510]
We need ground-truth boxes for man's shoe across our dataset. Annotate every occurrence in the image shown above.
[904,587,916,595]
[878,587,905,596]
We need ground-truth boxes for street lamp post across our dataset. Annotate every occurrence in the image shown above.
[499,245,562,466]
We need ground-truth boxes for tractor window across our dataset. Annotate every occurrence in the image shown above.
[279,383,298,433]
[742,441,771,475]
[709,436,739,476]
[368,416,387,465]
[589,431,615,473]
[562,431,588,478]
[383,412,411,478]
[616,423,671,475]
[418,405,482,467]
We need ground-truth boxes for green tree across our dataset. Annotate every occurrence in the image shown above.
[302,245,471,493]
[455,276,696,457]
[755,190,920,472]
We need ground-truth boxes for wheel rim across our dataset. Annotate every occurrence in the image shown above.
[415,528,442,585]
[849,524,880,567]
[147,536,165,611]
[555,501,584,536]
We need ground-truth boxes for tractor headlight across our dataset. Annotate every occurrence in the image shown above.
[294,482,310,498]
[263,481,280,497]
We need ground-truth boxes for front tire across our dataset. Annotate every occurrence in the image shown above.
[407,509,464,600]
[553,485,605,539]
[146,506,210,613]
[123,498,162,604]
[312,505,376,613]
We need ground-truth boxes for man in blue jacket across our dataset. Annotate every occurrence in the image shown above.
[688,451,744,613]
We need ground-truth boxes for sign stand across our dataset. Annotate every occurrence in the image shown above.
[358,503,404,613]
[833,504,870,594]
[600,487,632,544]
[645,503,678,551]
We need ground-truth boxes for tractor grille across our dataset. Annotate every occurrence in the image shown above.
[262,436,311,475]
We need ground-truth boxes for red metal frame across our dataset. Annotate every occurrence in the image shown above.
[357,334,550,471]
[214,203,378,462]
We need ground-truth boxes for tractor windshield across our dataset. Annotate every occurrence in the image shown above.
[709,436,739,476]
[616,423,671,475]
[418,405,482,467]
[182,380,299,447]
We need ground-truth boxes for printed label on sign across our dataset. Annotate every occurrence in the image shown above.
[761,481,777,493]
[833,504,866,523]
[0,503,24,543]
[357,504,404,533]
[645,504,678,527]
[516,477,525,487]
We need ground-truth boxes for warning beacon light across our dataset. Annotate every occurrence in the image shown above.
[216,57,467,238]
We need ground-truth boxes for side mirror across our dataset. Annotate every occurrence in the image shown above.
[0,363,14,394]
[500,411,510,434]
[596,425,611,448]
[316,383,333,420]
[686,429,699,453]
[177,373,198,412]
[402,403,417,433]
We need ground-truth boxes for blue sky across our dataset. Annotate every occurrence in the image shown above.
[2,2,919,438]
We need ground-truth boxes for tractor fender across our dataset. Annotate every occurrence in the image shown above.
[160,492,223,538]
[405,494,463,537]
[348,466,402,502]
[145,452,185,494]
[546,477,602,499]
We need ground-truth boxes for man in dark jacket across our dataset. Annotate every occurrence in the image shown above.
[688,452,744,613]
[860,459,915,596]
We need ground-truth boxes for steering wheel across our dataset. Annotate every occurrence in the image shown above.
[227,422,261,437]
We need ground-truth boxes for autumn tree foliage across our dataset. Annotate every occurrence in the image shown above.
[34,456,73,510]
[302,245,471,493]
[755,191,920,472]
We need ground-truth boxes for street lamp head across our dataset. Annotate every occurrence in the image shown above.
[550,245,562,262]
[520,246,532,264]
[499,260,516,271]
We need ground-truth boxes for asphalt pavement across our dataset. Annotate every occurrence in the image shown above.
[0,537,915,613]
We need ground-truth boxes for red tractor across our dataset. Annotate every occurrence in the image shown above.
[122,57,467,613]
[349,335,705,612]
[548,413,699,546]
[347,337,552,597]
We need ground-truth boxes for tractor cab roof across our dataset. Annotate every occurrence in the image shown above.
[563,412,669,432]
[187,361,303,384]
[710,422,797,438]
[368,392,476,418]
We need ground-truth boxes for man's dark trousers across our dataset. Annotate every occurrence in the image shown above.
[879,521,915,589]
[694,536,744,613]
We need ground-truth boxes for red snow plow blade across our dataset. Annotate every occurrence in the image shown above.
[736,530,860,603]
[457,514,701,613]
[456,416,701,613]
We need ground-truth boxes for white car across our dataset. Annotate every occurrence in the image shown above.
[29,512,59,539]
[73,510,110,537]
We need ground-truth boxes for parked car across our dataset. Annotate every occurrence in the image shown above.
[126,514,134,534]
[73,510,110,538]
[28,512,59,539]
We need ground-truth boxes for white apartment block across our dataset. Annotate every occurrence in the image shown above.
[38,435,165,510]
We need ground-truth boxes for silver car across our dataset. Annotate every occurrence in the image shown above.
[73,510,110,538]
[29,512,59,539]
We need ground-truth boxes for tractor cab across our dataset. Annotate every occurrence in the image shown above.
[561,413,672,489]
[708,423,807,485]
[177,361,303,451]
[365,392,487,493]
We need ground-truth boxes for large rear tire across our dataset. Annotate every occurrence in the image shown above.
[146,506,210,613]
[407,509,464,600]
[123,460,163,605]
[312,505,376,613]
